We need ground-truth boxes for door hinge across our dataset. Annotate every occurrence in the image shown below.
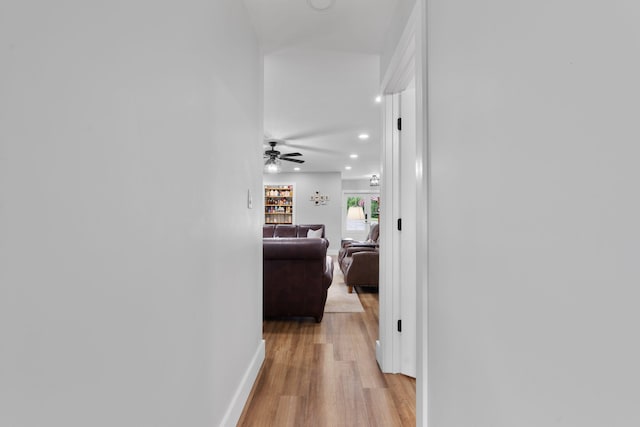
[397,319,402,332]
[397,218,402,231]
[397,117,402,131]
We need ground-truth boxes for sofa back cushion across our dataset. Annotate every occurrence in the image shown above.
[263,224,276,238]
[274,225,298,237]
[262,224,327,240]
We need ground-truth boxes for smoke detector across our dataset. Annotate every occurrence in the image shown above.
[307,0,335,12]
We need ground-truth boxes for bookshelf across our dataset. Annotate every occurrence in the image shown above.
[264,185,294,224]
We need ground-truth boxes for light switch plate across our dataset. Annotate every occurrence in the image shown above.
[247,189,253,209]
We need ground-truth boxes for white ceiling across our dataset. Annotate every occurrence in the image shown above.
[243,0,402,179]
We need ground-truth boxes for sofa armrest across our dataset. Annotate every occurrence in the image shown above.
[343,251,379,289]
[346,242,378,249]
[344,245,377,257]
[341,238,355,248]
[323,256,334,289]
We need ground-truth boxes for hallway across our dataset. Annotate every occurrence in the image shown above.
[238,288,415,426]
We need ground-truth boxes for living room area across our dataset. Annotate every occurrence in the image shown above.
[241,179,413,425]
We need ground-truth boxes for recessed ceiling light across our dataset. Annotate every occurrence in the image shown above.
[294,167,300,171]
[345,166,352,170]
[358,133,369,140]
[375,95,382,103]
[350,154,358,159]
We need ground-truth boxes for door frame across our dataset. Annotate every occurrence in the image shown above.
[377,1,429,425]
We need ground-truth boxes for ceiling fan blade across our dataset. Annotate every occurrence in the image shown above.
[282,143,340,155]
[264,139,338,155]
[280,152,302,157]
[280,158,305,164]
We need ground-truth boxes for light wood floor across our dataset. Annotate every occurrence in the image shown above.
[237,288,416,427]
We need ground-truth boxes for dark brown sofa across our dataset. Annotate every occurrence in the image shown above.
[263,237,334,322]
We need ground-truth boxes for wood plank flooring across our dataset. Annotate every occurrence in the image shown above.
[237,288,416,426]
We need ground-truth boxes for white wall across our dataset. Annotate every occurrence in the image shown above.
[0,1,263,427]
[264,173,341,253]
[380,0,417,81]
[342,178,379,192]
[427,1,640,426]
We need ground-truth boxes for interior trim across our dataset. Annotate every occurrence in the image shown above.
[219,339,265,427]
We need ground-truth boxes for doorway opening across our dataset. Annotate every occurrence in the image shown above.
[342,191,380,242]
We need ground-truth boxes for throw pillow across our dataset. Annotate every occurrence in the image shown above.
[307,228,323,238]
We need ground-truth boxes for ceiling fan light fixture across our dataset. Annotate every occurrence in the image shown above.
[263,141,304,173]
[264,157,281,174]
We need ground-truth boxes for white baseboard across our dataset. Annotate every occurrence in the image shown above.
[219,339,265,427]
[376,339,383,369]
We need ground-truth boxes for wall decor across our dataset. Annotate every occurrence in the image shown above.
[310,191,329,205]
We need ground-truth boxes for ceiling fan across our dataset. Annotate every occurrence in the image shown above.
[264,141,304,173]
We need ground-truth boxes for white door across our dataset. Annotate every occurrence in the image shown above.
[398,86,417,378]
[378,88,417,378]
[342,192,380,242]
